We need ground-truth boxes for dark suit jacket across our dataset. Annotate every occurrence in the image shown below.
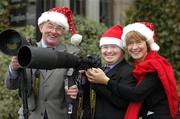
[108,72,172,119]
[93,59,136,119]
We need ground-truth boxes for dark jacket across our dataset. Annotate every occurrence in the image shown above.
[107,72,172,119]
[93,59,136,119]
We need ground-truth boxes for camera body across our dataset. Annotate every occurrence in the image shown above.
[78,54,101,70]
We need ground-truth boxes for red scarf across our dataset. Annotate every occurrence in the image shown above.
[124,51,178,119]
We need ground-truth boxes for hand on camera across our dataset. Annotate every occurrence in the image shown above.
[85,68,110,85]
[10,56,22,71]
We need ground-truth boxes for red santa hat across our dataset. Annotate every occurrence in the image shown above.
[38,6,82,45]
[100,25,124,49]
[121,22,160,51]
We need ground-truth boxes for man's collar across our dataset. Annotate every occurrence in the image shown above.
[106,58,123,69]
[41,39,48,48]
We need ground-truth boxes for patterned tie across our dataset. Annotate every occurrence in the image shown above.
[104,66,111,73]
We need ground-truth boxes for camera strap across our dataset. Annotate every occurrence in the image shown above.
[33,69,40,98]
[64,68,78,119]
[76,75,85,119]
[75,75,96,119]
[90,86,96,119]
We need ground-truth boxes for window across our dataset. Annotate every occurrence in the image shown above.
[70,0,86,16]
[100,0,113,26]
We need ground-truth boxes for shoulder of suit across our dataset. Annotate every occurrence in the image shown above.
[65,44,80,55]
[116,59,133,70]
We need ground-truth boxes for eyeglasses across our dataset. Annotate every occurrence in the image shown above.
[45,22,65,32]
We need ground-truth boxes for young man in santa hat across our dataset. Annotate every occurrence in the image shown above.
[83,25,136,119]
[5,7,82,119]
[85,22,178,119]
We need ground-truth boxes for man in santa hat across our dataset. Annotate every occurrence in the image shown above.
[5,6,82,119]
[83,25,136,119]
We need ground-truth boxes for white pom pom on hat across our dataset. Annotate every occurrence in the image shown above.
[100,24,124,49]
[121,22,160,51]
[38,6,82,45]
[71,34,82,45]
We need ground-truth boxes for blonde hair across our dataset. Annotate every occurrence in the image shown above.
[125,31,146,42]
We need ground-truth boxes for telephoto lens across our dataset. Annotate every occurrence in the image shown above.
[0,29,28,56]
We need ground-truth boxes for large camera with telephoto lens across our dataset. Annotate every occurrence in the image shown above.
[17,45,101,70]
[0,29,101,70]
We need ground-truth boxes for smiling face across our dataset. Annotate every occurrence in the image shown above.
[125,31,150,63]
[101,44,124,64]
[39,21,65,47]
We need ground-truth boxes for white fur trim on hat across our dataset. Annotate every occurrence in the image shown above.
[146,37,160,51]
[38,11,69,31]
[100,37,123,49]
[71,34,83,46]
[122,23,160,51]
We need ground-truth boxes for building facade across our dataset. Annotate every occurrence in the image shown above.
[35,0,134,27]
[9,0,134,27]
[56,0,135,26]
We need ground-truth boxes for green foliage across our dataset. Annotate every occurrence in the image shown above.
[0,54,20,119]
[62,16,107,56]
[0,0,9,30]
[15,25,36,41]
[0,15,107,118]
[126,0,180,79]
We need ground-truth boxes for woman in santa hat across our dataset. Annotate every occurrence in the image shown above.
[85,22,178,119]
